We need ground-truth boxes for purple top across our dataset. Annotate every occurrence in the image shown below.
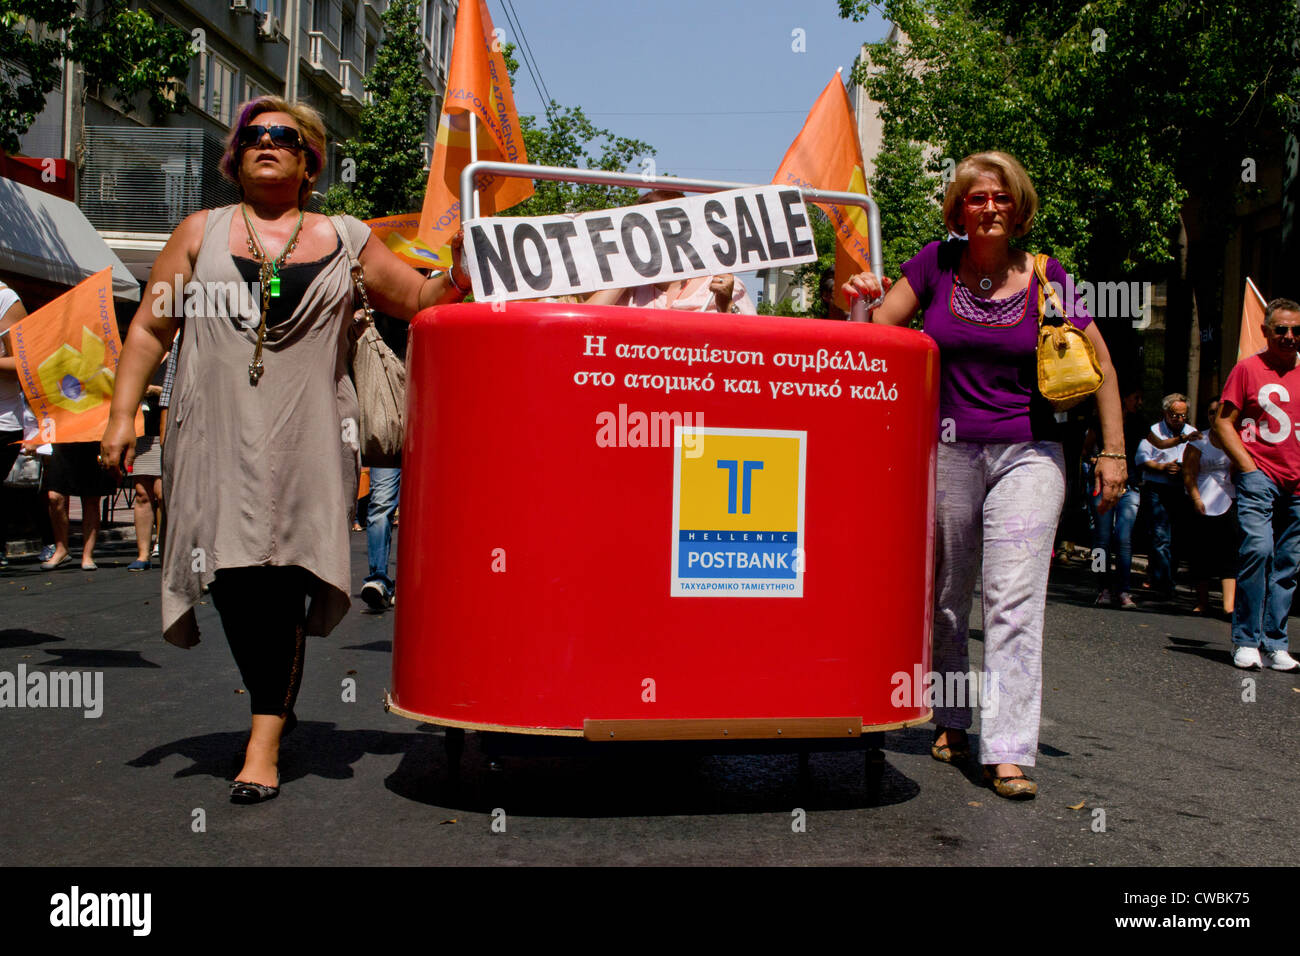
[901,239,1093,444]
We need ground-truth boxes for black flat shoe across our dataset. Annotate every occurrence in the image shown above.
[230,778,280,804]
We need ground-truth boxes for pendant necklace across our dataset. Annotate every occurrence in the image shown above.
[241,203,305,384]
[971,260,1007,293]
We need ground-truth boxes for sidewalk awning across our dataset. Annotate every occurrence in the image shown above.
[0,176,141,302]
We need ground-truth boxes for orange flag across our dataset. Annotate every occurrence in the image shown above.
[365,213,445,270]
[5,268,140,444]
[417,0,533,264]
[773,72,872,312]
[1237,276,1268,361]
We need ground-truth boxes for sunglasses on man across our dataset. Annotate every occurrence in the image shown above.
[1267,324,1300,337]
[237,124,304,151]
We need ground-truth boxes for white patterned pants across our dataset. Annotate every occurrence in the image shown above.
[932,440,1066,766]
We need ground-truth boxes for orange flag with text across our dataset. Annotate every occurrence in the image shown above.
[1237,276,1268,361]
[417,0,533,266]
[773,72,872,312]
[5,268,140,444]
[365,213,445,271]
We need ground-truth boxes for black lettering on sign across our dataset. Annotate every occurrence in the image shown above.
[655,207,705,274]
[470,223,516,296]
[620,213,663,278]
[512,223,553,290]
[705,200,736,267]
[544,221,581,285]
[780,188,815,257]
[586,216,620,282]
[734,195,767,265]
[756,191,790,259]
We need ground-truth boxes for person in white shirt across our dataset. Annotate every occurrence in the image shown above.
[1135,393,1200,597]
[1182,399,1237,616]
[0,281,26,476]
[0,281,28,565]
[583,190,757,314]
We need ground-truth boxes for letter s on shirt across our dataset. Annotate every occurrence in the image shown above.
[1258,383,1292,443]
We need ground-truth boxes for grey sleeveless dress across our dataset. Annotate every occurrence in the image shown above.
[161,205,369,648]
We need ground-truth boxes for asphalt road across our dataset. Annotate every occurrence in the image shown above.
[1,530,1297,867]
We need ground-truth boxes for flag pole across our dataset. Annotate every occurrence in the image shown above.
[469,112,480,218]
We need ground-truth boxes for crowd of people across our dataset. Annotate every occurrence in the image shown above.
[1082,391,1238,616]
[0,321,169,573]
[3,95,1295,809]
[1073,306,1300,682]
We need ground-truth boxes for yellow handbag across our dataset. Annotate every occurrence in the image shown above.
[1034,253,1102,410]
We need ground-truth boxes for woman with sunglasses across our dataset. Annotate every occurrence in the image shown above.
[101,96,471,804]
[843,151,1126,799]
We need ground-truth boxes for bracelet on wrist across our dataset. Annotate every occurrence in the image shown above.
[449,263,472,294]
[1096,452,1126,460]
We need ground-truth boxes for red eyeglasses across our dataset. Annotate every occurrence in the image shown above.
[964,192,1014,210]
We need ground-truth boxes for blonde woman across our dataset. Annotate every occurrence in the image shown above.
[843,152,1126,798]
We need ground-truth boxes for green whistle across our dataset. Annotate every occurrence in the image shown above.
[269,275,281,298]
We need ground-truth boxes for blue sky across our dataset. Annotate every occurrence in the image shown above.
[497,0,891,186]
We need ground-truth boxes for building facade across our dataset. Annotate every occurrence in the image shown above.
[17,0,456,284]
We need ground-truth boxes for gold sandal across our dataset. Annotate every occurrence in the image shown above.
[930,727,970,764]
[983,765,1037,800]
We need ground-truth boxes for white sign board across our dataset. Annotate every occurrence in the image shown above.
[461,185,818,303]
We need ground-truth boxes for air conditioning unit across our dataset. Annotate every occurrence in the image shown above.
[229,0,252,13]
[256,13,282,41]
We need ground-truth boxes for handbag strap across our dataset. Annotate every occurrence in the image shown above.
[1033,252,1070,328]
[330,215,374,324]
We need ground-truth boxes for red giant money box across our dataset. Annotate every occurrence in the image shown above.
[388,303,938,741]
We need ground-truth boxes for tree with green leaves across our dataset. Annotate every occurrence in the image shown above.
[841,0,1299,388]
[321,0,432,219]
[0,0,192,155]
[785,207,836,317]
[869,126,944,281]
[843,0,1297,279]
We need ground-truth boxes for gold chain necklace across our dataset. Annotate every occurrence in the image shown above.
[241,203,305,384]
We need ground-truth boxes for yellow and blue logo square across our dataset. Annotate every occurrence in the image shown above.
[671,427,806,597]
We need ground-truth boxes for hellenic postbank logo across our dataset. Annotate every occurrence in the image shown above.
[671,427,806,597]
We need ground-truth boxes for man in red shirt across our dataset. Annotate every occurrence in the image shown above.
[1216,297,1300,671]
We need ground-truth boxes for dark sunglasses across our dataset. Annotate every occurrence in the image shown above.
[964,191,1014,210]
[237,124,304,151]
[1268,325,1300,337]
